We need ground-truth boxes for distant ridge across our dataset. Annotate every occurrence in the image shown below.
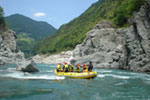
[5,14,57,57]
[6,14,57,40]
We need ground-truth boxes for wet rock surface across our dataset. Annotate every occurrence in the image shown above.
[16,60,39,73]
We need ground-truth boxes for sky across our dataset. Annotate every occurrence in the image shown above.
[0,0,98,29]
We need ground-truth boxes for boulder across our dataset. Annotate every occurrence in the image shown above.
[16,59,39,73]
[0,29,25,65]
[71,21,127,69]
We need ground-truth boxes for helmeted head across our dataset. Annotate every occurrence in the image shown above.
[64,62,67,64]
[58,63,61,65]
[83,64,86,68]
[76,64,79,67]
[89,60,92,63]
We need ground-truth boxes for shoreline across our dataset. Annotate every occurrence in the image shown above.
[32,51,73,64]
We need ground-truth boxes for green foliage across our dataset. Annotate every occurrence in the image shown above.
[113,0,145,26]
[0,6,7,32]
[6,14,57,40]
[6,14,57,57]
[35,0,145,54]
[17,33,35,58]
[0,6,4,17]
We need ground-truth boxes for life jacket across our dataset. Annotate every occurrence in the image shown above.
[64,64,68,71]
[76,66,80,72]
[70,66,74,72]
[88,64,93,71]
[56,65,61,70]
[82,65,88,72]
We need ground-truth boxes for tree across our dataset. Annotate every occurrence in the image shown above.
[0,6,6,31]
[0,6,4,16]
[0,6,4,23]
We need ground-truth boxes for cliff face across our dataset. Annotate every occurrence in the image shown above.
[0,29,25,65]
[71,1,150,72]
[71,21,127,69]
[125,0,150,72]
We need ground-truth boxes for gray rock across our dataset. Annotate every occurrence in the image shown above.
[0,29,25,65]
[16,60,39,73]
[71,0,150,72]
[71,21,127,69]
[21,64,39,73]
[125,1,150,72]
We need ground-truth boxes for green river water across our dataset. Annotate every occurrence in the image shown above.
[0,64,150,100]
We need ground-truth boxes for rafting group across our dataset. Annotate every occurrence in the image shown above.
[55,61,97,79]
[56,61,93,73]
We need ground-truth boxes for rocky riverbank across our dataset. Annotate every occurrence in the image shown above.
[32,51,73,64]
[0,28,39,72]
[71,0,150,72]
[0,29,25,65]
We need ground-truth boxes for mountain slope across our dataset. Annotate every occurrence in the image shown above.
[6,14,57,40]
[35,0,145,54]
[5,14,57,57]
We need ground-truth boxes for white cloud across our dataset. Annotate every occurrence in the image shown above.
[33,12,46,17]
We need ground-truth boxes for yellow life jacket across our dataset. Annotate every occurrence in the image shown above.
[82,65,88,72]
[64,64,68,71]
[57,65,61,70]
[76,66,80,72]
[70,66,74,71]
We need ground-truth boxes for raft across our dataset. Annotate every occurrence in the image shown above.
[54,69,97,79]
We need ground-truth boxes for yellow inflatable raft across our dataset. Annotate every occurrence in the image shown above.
[54,69,97,79]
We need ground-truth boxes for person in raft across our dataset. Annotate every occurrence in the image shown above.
[56,63,62,72]
[76,64,81,72]
[63,62,69,72]
[88,60,93,72]
[69,64,74,72]
[82,64,88,72]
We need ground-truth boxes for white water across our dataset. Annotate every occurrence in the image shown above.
[2,73,65,80]
[0,68,65,80]
[97,74,130,79]
[1,67,150,82]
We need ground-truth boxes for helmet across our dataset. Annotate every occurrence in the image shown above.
[89,60,92,63]
[83,64,86,66]
[58,63,61,65]
[64,62,67,64]
[76,64,79,66]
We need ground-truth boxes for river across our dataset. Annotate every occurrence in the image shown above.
[0,64,150,100]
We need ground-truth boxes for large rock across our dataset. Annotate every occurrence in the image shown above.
[16,59,39,72]
[71,1,150,72]
[125,1,150,72]
[71,21,127,69]
[0,29,25,65]
[0,22,39,73]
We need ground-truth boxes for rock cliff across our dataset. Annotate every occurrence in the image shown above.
[71,1,150,72]
[0,29,25,65]
[71,21,127,69]
[125,0,150,72]
[0,29,39,72]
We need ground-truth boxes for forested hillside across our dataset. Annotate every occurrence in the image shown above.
[35,0,145,54]
[6,14,57,57]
